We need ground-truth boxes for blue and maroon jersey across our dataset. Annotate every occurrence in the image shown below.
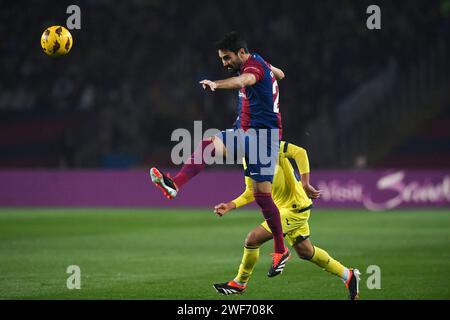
[234,53,282,137]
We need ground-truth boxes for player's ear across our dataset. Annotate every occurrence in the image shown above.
[238,48,246,59]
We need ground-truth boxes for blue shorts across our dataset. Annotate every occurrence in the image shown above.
[216,128,280,182]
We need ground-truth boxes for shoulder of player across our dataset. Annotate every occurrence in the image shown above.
[241,54,270,77]
[250,53,269,67]
[242,56,262,69]
[251,53,272,68]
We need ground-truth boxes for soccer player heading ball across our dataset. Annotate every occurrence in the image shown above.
[150,31,291,276]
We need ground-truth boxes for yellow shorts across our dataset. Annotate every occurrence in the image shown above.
[261,208,310,246]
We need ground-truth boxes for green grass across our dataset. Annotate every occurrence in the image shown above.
[0,208,449,300]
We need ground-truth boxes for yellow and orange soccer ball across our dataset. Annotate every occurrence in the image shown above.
[40,26,73,57]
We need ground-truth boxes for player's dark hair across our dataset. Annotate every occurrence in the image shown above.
[215,31,249,54]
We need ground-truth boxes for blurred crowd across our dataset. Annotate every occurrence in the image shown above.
[0,0,447,168]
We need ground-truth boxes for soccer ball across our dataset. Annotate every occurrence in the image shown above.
[40,26,73,57]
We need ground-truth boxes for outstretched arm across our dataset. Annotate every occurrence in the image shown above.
[214,176,255,216]
[200,73,257,91]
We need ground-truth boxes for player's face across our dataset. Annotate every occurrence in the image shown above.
[218,49,242,73]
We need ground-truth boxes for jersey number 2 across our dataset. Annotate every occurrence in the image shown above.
[272,81,280,113]
[270,71,280,113]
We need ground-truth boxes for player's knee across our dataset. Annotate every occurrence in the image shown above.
[296,243,314,260]
[244,232,261,248]
[196,138,216,159]
[209,136,226,158]
[199,138,213,147]
[253,182,272,195]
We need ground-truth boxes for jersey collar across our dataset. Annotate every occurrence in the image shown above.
[240,53,256,73]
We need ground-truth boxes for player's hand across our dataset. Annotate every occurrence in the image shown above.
[200,79,217,92]
[214,202,235,217]
[303,184,321,199]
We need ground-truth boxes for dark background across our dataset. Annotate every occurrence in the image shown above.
[1,0,449,169]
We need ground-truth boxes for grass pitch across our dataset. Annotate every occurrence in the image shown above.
[0,208,449,300]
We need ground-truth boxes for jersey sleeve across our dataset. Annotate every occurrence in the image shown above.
[231,159,255,208]
[231,176,255,208]
[280,141,310,174]
[242,60,265,82]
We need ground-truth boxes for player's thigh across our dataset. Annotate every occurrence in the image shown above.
[252,181,272,193]
[283,209,311,247]
[211,135,226,158]
[260,207,298,237]
[245,129,279,185]
[213,129,245,162]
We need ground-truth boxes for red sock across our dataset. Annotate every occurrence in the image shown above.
[254,192,285,253]
[173,139,215,188]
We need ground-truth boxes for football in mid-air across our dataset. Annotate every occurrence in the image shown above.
[40,25,73,57]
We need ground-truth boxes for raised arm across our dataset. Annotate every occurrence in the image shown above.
[270,65,285,81]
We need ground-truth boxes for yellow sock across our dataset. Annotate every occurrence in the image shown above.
[309,246,348,280]
[235,246,260,284]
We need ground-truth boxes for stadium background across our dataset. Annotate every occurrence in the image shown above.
[0,0,449,300]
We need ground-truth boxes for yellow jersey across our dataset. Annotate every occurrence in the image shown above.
[232,141,313,211]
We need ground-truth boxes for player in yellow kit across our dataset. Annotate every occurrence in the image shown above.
[212,141,361,300]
